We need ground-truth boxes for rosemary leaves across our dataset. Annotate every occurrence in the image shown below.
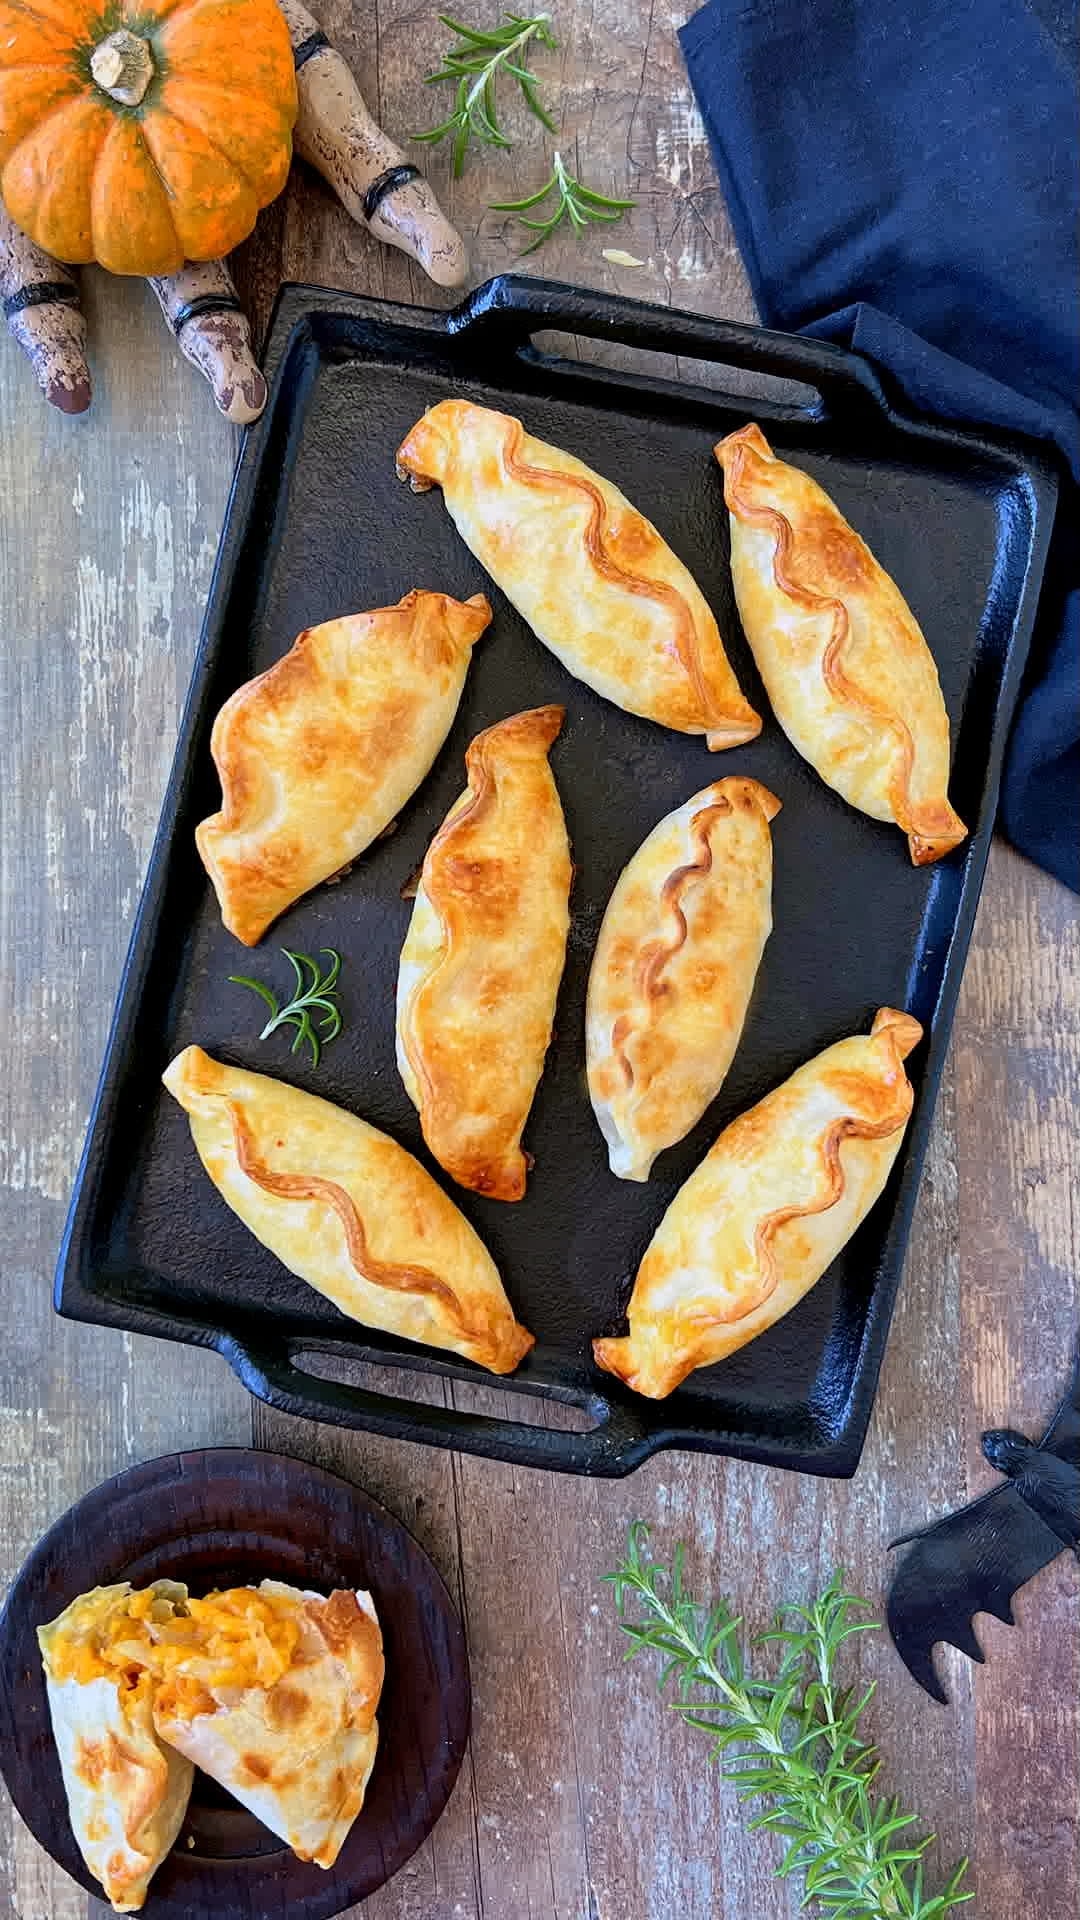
[607,1524,972,1920]
[415,12,558,176]
[415,10,635,251]
[229,948,345,1069]
[492,152,636,253]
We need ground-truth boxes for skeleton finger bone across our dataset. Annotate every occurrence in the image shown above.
[280,0,467,288]
[1,207,91,414]
[149,262,268,426]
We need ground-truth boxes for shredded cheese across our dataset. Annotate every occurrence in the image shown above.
[44,1585,301,1697]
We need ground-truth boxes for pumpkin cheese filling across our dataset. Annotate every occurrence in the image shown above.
[38,1577,385,1912]
[46,1583,302,1692]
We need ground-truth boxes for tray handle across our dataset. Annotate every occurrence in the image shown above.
[222,1335,663,1478]
[447,273,890,431]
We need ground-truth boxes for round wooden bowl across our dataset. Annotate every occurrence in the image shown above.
[0,1447,470,1918]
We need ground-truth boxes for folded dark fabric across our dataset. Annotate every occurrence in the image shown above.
[680,0,1079,890]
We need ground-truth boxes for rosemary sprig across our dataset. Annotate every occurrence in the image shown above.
[414,12,558,178]
[229,948,344,1070]
[606,1524,972,1920]
[491,151,635,253]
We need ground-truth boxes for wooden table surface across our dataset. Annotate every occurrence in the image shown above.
[1,5,1077,1916]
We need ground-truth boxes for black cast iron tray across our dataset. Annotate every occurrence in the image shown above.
[56,275,1057,1478]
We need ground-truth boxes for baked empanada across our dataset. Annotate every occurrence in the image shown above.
[38,1583,195,1912]
[196,588,492,945]
[163,1047,533,1372]
[587,776,779,1182]
[593,1007,922,1397]
[716,424,966,865]
[152,1581,384,1870]
[396,400,760,748]
[396,705,572,1201]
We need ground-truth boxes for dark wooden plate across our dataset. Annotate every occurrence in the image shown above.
[0,1448,470,1918]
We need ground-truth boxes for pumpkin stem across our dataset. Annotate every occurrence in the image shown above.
[90,28,155,107]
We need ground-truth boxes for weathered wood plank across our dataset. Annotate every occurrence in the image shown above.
[958,843,1080,1920]
[0,264,252,1920]
[1,3,1077,1917]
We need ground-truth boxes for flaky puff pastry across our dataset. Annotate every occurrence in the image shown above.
[163,1047,533,1372]
[593,1007,922,1397]
[587,777,779,1183]
[397,706,572,1201]
[396,400,760,748]
[196,589,492,945]
[716,425,966,864]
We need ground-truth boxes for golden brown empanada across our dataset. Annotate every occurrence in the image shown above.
[587,776,779,1182]
[593,1007,922,1397]
[196,588,492,945]
[396,400,760,748]
[396,705,572,1201]
[716,424,966,864]
[37,1583,195,1913]
[163,1047,533,1372]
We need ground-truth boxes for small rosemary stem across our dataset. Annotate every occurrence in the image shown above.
[652,1597,762,1726]
[463,14,549,120]
[810,1616,904,1914]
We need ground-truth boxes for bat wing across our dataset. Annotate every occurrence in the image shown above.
[887,1483,1065,1702]
[1042,1346,1080,1466]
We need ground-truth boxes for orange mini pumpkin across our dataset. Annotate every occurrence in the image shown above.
[0,0,297,276]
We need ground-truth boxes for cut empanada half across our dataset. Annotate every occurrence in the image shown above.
[163,1047,534,1373]
[196,588,492,945]
[716,424,966,865]
[593,1007,923,1397]
[587,775,779,1182]
[396,705,572,1202]
[396,399,760,748]
[152,1580,384,1870]
[37,1582,195,1913]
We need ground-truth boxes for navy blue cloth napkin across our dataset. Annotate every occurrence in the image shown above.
[680,0,1079,890]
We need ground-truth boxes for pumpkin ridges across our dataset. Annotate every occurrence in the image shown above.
[0,1,78,68]
[0,58,81,79]
[91,115,183,273]
[1,0,91,42]
[120,0,189,24]
[0,71,83,169]
[0,0,295,273]
[139,104,258,260]
[157,76,292,200]
[2,91,110,262]
[155,0,296,119]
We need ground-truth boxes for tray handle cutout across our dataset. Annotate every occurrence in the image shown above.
[221,1333,663,1478]
[447,274,891,432]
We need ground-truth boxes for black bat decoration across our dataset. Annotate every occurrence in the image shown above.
[887,1347,1080,1702]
